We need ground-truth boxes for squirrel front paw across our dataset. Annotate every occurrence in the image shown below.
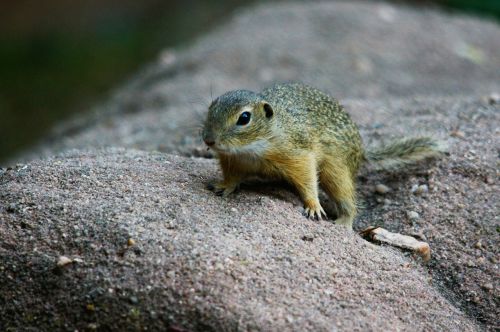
[303,199,327,220]
[207,182,238,198]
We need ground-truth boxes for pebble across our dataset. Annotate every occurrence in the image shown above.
[407,211,420,220]
[482,283,493,291]
[87,323,98,330]
[474,240,483,249]
[57,256,73,267]
[450,130,465,139]
[466,260,476,268]
[411,184,428,195]
[488,92,500,105]
[375,184,391,194]
[129,296,139,304]
[418,184,429,194]
[159,50,176,66]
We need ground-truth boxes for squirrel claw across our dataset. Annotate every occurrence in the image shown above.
[304,205,326,221]
[208,182,237,198]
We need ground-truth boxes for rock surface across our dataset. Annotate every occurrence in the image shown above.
[2,1,500,331]
[351,97,499,328]
[0,150,481,331]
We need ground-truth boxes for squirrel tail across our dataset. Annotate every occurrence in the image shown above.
[364,137,446,171]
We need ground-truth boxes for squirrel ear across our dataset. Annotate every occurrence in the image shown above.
[263,103,273,118]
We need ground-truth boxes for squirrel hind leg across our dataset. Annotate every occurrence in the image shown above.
[332,203,356,228]
[319,159,357,228]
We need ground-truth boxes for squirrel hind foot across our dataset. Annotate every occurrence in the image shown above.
[208,181,238,198]
[334,216,354,229]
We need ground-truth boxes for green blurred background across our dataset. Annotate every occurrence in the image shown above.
[0,0,499,163]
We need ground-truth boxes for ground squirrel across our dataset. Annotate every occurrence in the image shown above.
[202,83,444,227]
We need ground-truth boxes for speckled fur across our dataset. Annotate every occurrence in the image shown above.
[203,82,442,227]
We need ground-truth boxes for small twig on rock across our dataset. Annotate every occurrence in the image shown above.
[359,226,431,262]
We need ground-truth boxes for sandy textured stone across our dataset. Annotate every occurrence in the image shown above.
[0,149,480,331]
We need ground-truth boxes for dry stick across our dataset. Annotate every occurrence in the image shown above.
[360,226,431,262]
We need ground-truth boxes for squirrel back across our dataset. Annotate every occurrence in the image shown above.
[260,83,445,172]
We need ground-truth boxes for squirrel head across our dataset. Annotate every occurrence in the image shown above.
[202,90,274,155]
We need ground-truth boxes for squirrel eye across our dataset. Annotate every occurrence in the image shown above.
[236,111,251,126]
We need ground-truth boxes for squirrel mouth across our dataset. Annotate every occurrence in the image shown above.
[213,147,230,154]
[211,140,269,156]
[207,144,233,155]
[206,144,224,153]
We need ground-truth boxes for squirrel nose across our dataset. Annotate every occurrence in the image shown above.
[204,138,215,146]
